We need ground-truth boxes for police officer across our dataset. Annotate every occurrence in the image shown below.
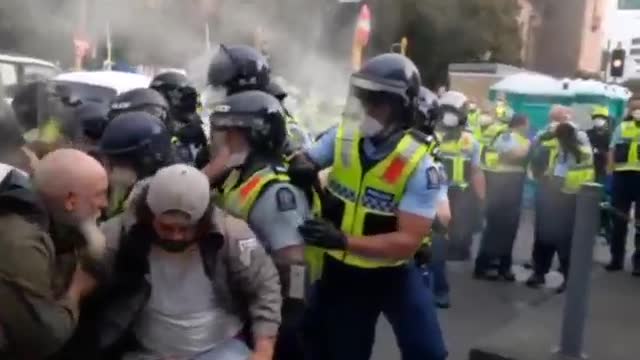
[475,113,530,281]
[150,71,208,163]
[207,44,312,149]
[587,105,612,238]
[606,98,640,275]
[108,88,170,125]
[0,103,36,174]
[207,90,311,360]
[266,80,313,153]
[294,53,447,360]
[467,100,480,131]
[526,121,594,290]
[73,102,109,154]
[415,86,452,308]
[436,91,486,260]
[98,111,173,218]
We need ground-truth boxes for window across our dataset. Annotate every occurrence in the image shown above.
[619,0,640,10]
[631,48,640,55]
[23,64,57,82]
[633,38,640,46]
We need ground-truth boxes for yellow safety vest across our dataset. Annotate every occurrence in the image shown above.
[218,165,326,282]
[439,131,475,187]
[325,124,430,268]
[480,122,508,170]
[482,130,529,173]
[562,147,595,194]
[540,137,560,177]
[467,110,480,130]
[613,121,640,172]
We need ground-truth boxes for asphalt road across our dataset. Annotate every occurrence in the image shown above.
[369,210,631,360]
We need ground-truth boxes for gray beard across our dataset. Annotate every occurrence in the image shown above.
[77,217,107,260]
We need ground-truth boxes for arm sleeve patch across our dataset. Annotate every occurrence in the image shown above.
[276,187,298,212]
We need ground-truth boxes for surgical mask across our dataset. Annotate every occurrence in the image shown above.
[77,217,107,260]
[442,112,459,127]
[593,118,607,128]
[227,150,249,168]
[359,115,384,137]
[479,114,493,126]
[631,109,640,120]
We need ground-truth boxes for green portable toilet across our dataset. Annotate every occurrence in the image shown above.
[489,72,573,133]
[569,79,611,129]
[607,84,632,124]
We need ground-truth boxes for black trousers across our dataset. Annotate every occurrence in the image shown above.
[476,171,525,272]
[609,171,640,264]
[447,185,476,260]
[531,179,577,276]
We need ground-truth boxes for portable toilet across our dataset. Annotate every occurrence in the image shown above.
[607,84,632,124]
[489,72,573,133]
[569,79,610,129]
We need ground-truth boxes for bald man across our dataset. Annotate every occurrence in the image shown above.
[0,149,108,359]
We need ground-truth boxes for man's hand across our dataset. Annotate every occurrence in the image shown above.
[202,145,231,181]
[298,219,347,250]
[250,352,273,360]
[67,263,97,302]
[251,337,275,360]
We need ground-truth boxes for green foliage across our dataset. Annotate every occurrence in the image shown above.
[368,0,523,88]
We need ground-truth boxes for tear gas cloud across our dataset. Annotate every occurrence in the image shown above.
[2,0,355,104]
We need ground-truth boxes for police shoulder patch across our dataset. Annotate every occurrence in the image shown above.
[426,166,441,190]
[275,187,297,211]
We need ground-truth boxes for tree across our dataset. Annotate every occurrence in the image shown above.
[367,0,523,89]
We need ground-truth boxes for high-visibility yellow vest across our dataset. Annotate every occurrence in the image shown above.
[562,146,595,194]
[613,121,640,172]
[479,122,508,170]
[439,131,475,187]
[324,124,430,268]
[219,165,325,281]
[482,130,529,173]
[468,110,480,130]
[540,137,560,177]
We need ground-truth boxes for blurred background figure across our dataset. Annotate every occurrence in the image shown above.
[475,113,530,281]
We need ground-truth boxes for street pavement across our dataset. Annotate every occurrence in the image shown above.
[370,209,638,360]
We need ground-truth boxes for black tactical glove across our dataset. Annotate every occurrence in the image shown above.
[432,216,448,235]
[298,219,347,250]
[287,153,319,189]
[414,243,432,267]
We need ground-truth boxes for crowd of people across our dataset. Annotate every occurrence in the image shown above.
[0,41,638,360]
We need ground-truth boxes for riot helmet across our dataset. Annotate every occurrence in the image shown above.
[438,90,469,128]
[344,53,421,139]
[108,88,169,126]
[74,102,109,143]
[209,90,287,167]
[150,71,199,119]
[207,44,271,95]
[416,86,441,133]
[99,111,172,179]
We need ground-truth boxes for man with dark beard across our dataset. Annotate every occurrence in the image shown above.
[0,149,109,359]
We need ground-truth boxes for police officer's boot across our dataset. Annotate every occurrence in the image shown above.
[498,256,516,282]
[525,273,545,288]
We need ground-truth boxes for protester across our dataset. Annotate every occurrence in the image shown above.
[0,149,108,359]
[95,164,281,360]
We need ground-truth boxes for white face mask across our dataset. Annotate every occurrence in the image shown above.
[631,110,640,120]
[478,114,493,126]
[359,115,384,137]
[593,118,607,128]
[227,150,249,168]
[442,112,459,127]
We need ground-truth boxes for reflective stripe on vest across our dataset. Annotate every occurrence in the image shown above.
[326,124,429,268]
[483,130,529,173]
[220,167,291,220]
[563,147,595,194]
[613,122,640,172]
[439,131,474,186]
